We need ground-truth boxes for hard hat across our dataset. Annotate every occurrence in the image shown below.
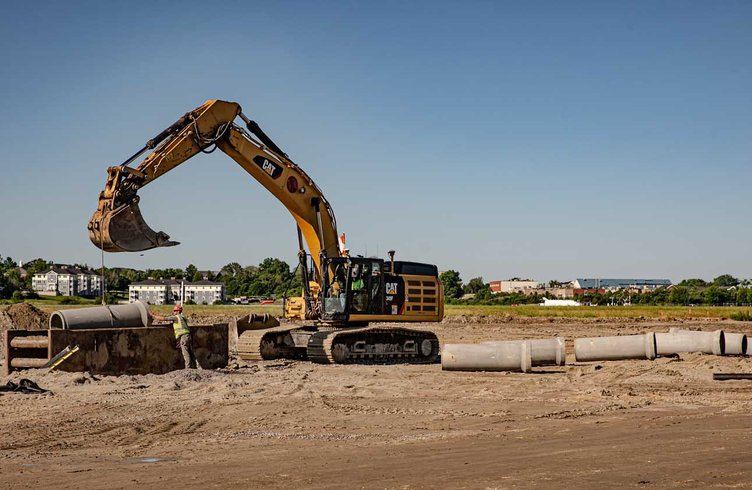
[173,304,183,313]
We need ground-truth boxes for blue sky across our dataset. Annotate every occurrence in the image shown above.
[0,1,750,283]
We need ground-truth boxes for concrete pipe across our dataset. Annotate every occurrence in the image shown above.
[722,332,747,356]
[481,338,566,366]
[9,336,49,349]
[574,333,656,362]
[49,301,151,330]
[10,357,48,369]
[442,341,532,372]
[656,329,724,356]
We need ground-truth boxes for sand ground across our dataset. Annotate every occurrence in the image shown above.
[2,316,752,489]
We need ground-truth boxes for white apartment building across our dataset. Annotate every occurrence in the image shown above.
[129,279,225,305]
[32,267,102,297]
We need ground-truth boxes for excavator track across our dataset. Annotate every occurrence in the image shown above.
[307,326,440,364]
[237,325,307,361]
[237,324,440,365]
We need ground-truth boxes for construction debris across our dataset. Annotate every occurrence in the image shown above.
[44,345,80,371]
[0,378,50,394]
[713,373,752,381]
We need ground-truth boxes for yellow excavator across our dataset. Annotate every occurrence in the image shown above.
[88,100,442,364]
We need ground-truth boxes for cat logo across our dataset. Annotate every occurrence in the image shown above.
[386,282,398,295]
[252,155,282,179]
[261,159,275,176]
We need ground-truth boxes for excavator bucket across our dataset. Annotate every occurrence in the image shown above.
[88,198,179,252]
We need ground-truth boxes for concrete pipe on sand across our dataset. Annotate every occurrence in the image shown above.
[657,329,724,356]
[49,301,151,330]
[442,341,532,372]
[574,333,656,362]
[481,338,566,366]
[722,332,747,356]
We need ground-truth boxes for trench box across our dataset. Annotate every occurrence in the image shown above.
[3,324,228,376]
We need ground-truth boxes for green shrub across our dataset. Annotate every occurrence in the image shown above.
[730,311,752,322]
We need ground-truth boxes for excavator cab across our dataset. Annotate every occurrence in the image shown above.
[319,256,442,324]
[321,257,385,322]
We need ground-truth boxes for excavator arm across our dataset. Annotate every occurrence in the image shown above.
[87,100,340,285]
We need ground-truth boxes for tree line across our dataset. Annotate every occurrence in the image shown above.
[0,254,303,300]
[439,270,752,307]
[3,253,751,307]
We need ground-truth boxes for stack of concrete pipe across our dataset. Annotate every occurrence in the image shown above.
[49,301,152,330]
[441,337,565,372]
[574,328,748,362]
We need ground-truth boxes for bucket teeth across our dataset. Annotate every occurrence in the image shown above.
[88,200,179,252]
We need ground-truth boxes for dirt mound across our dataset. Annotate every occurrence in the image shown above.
[186,313,234,325]
[1,302,49,331]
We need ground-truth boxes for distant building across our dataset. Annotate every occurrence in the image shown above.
[32,267,102,297]
[183,279,225,304]
[544,287,575,299]
[489,280,542,294]
[128,279,170,305]
[129,279,225,305]
[572,279,671,292]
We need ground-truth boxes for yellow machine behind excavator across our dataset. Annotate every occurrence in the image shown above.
[88,100,442,364]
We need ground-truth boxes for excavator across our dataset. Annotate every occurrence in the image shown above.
[88,100,442,364]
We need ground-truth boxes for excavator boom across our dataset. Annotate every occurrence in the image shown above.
[88,100,339,283]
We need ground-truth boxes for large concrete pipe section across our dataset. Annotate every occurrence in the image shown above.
[721,332,747,356]
[49,301,151,330]
[657,329,724,356]
[442,341,532,372]
[574,333,656,362]
[481,338,566,366]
